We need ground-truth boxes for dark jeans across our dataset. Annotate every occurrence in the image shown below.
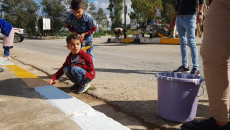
[3,46,13,57]
[63,66,92,85]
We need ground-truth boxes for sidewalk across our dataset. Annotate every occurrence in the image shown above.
[0,59,129,130]
[0,65,82,130]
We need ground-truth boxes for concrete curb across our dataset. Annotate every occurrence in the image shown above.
[35,86,129,130]
[107,37,202,45]
[0,57,130,130]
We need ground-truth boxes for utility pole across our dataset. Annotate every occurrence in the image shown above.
[124,0,127,29]
[0,0,2,18]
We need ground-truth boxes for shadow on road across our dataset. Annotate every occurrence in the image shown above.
[95,67,170,75]
[103,100,210,130]
[0,78,44,99]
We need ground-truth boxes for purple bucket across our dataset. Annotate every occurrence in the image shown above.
[155,72,204,122]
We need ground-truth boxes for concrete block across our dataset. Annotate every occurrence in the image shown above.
[140,37,150,43]
[123,38,134,43]
[160,38,180,44]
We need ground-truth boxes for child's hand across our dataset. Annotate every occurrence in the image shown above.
[80,33,86,40]
[47,79,55,85]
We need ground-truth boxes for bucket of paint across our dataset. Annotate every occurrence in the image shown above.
[155,72,204,122]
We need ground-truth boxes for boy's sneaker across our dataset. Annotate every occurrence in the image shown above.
[190,68,200,76]
[78,83,90,94]
[181,117,230,130]
[69,84,80,91]
[173,65,189,73]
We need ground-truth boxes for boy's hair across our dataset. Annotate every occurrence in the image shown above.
[71,0,85,10]
[66,34,81,44]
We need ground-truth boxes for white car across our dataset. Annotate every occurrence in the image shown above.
[14,28,28,42]
[0,28,28,43]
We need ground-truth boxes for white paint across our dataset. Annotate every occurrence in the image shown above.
[35,86,93,114]
[140,37,161,44]
[140,37,151,43]
[150,38,161,43]
[72,109,130,130]
[35,85,130,130]
[0,57,14,65]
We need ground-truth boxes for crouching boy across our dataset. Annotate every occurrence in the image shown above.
[47,34,95,93]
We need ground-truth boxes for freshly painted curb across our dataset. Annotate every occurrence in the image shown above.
[0,58,130,130]
[160,38,180,44]
[107,37,180,44]
[35,86,130,130]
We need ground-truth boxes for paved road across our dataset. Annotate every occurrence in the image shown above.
[10,37,208,129]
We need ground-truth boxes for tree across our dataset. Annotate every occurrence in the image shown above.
[107,0,123,30]
[40,0,67,34]
[131,0,162,23]
[161,0,175,24]
[87,2,96,18]
[95,8,109,31]
[2,0,39,36]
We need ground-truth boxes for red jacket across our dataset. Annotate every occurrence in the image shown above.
[51,50,95,81]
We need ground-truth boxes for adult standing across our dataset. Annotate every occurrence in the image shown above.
[181,0,230,129]
[169,0,204,75]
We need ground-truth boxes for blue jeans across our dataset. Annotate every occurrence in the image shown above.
[3,46,13,57]
[63,66,91,85]
[176,15,199,69]
[84,41,94,64]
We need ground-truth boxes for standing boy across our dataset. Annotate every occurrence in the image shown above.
[64,0,97,63]
[47,34,95,93]
[181,0,230,129]
[169,0,204,75]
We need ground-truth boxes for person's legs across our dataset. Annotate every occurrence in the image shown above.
[3,47,10,57]
[184,15,199,69]
[71,66,92,93]
[71,66,86,85]
[181,1,230,129]
[63,66,78,83]
[64,66,81,91]
[3,28,14,59]
[176,15,188,68]
[85,41,94,64]
[201,0,230,123]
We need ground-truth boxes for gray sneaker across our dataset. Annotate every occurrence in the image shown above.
[78,84,90,94]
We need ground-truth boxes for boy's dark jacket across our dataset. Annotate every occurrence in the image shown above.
[51,50,95,80]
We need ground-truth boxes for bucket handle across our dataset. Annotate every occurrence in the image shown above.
[197,83,205,97]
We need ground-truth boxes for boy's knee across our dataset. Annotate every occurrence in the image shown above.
[71,66,81,74]
[63,66,71,73]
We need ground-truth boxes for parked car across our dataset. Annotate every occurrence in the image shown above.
[14,28,28,43]
[0,28,28,43]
